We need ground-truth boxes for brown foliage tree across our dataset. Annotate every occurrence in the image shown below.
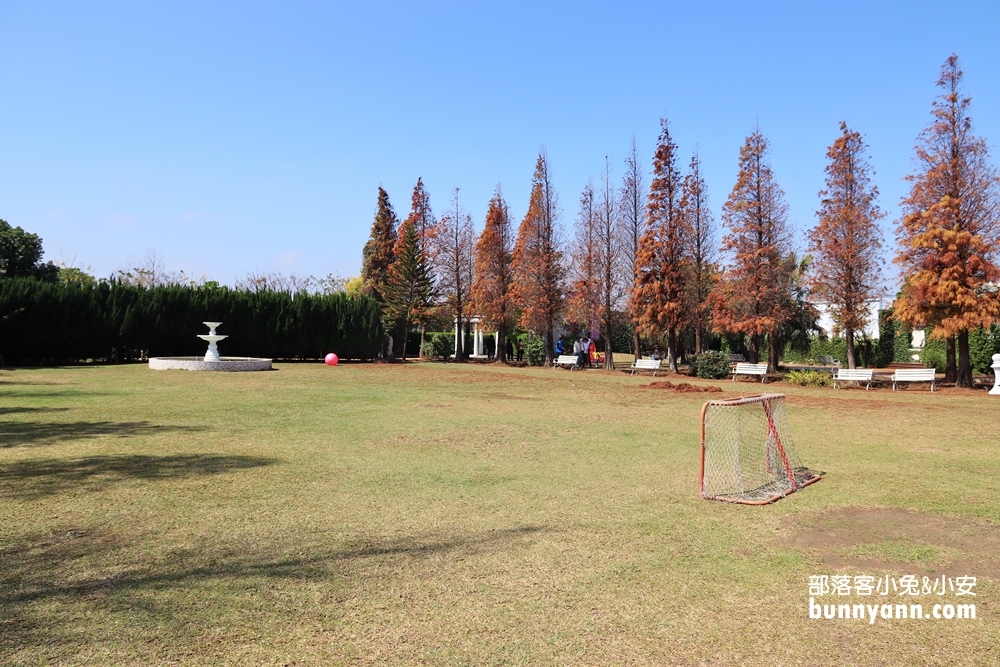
[471,185,516,362]
[511,151,564,364]
[434,187,475,361]
[713,128,795,368]
[629,119,689,372]
[808,122,885,369]
[681,152,717,355]
[620,137,647,361]
[895,54,1000,387]
[360,187,398,306]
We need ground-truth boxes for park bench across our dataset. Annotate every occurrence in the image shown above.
[892,368,936,391]
[817,355,841,367]
[732,362,768,383]
[833,368,873,390]
[552,354,582,370]
[630,358,662,376]
[728,354,745,365]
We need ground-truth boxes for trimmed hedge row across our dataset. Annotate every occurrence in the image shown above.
[0,278,382,363]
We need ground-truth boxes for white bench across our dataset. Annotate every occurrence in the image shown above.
[552,355,582,370]
[892,368,936,391]
[833,368,873,390]
[732,362,768,383]
[630,358,662,376]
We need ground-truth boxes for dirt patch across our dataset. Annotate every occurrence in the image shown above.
[648,380,723,393]
[785,507,1000,579]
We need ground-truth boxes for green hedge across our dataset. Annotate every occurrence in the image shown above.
[0,278,383,363]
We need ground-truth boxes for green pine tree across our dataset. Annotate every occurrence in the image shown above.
[382,218,435,360]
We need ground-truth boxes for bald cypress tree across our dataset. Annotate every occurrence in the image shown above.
[361,187,398,305]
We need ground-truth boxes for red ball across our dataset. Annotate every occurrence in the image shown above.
[324,353,339,366]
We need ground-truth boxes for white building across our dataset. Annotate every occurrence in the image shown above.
[812,298,885,340]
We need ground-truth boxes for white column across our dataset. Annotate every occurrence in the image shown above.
[476,329,483,356]
[990,354,1000,395]
[454,318,460,357]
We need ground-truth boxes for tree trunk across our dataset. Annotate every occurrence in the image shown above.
[419,324,426,360]
[633,327,641,362]
[945,336,956,382]
[454,314,465,362]
[667,327,678,373]
[694,329,702,357]
[497,324,508,363]
[768,334,780,372]
[747,335,760,364]
[400,325,408,361]
[544,327,554,366]
[845,326,856,369]
[957,329,973,388]
[603,312,615,370]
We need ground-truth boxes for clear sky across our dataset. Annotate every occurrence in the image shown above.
[2,1,998,288]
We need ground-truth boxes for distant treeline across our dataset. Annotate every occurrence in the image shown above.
[0,278,383,363]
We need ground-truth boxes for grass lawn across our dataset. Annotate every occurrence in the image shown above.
[2,361,999,665]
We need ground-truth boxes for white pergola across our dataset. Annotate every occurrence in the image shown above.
[454,315,499,359]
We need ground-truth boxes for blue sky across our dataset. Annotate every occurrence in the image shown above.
[2,1,998,288]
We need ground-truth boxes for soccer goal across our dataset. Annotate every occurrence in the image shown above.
[699,393,822,504]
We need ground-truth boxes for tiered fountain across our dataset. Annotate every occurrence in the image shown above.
[149,322,273,371]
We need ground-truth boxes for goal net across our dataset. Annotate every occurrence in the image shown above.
[699,393,821,504]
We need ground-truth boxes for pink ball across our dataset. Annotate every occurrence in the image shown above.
[324,353,339,366]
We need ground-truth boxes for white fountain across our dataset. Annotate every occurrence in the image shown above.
[199,322,227,362]
[149,321,272,372]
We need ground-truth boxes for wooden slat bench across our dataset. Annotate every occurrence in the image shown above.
[727,354,745,365]
[892,368,936,391]
[833,368,873,390]
[552,355,582,370]
[630,358,662,376]
[732,362,768,383]
[818,355,841,367]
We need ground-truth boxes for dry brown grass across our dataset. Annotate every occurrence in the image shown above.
[1,362,998,665]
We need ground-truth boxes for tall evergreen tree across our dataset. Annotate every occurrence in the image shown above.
[402,178,440,356]
[629,119,689,372]
[511,151,564,365]
[894,54,1000,387]
[361,187,398,306]
[471,185,516,362]
[713,128,795,368]
[808,122,885,369]
[383,216,435,360]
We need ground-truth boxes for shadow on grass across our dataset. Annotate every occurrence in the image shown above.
[0,523,546,658]
[0,407,71,415]
[0,453,278,499]
[0,419,207,448]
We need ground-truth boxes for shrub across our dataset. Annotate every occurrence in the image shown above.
[422,332,453,360]
[970,325,1000,374]
[785,369,832,387]
[524,336,546,366]
[919,337,946,373]
[695,351,729,379]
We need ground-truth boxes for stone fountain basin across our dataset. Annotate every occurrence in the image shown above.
[149,356,273,372]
